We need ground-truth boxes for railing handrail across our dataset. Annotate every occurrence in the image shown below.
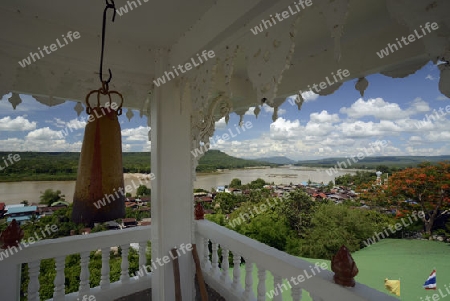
[196,220,398,301]
[0,226,151,264]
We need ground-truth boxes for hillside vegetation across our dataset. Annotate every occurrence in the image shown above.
[0,150,276,182]
[296,155,450,169]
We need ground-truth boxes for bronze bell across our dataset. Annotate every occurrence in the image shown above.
[72,84,125,225]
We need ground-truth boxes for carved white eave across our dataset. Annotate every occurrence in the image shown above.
[2,0,450,122]
[195,0,450,120]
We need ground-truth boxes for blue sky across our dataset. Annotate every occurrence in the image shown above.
[0,61,448,160]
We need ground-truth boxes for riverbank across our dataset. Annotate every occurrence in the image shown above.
[0,167,355,205]
[0,173,154,206]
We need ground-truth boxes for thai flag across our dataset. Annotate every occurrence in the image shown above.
[423,270,436,290]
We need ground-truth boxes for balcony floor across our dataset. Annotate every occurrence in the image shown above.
[112,277,227,301]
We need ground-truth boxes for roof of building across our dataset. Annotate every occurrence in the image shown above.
[5,204,25,210]
[5,206,37,215]
[123,218,137,223]
[50,201,70,207]
[7,216,34,222]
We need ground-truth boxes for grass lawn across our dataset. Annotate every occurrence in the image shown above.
[229,239,450,300]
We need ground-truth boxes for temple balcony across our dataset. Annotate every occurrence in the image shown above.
[1,0,449,300]
[0,220,398,301]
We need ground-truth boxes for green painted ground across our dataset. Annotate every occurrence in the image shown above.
[229,239,450,300]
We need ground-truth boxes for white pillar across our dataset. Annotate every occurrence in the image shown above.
[151,53,195,300]
[0,262,21,300]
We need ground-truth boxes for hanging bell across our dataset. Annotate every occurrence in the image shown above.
[72,83,125,225]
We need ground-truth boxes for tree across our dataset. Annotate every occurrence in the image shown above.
[39,189,65,207]
[136,185,151,197]
[278,191,318,238]
[248,178,266,189]
[21,200,29,206]
[214,192,238,214]
[229,178,242,189]
[302,203,391,258]
[387,162,450,234]
[376,165,390,174]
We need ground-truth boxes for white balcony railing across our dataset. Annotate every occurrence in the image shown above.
[195,220,399,301]
[0,226,151,301]
[1,221,399,301]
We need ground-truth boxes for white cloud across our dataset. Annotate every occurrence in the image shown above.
[26,127,62,140]
[425,74,435,80]
[245,107,256,115]
[121,126,150,141]
[215,117,227,130]
[340,97,430,120]
[309,110,340,123]
[263,104,286,116]
[0,116,36,131]
[301,90,319,102]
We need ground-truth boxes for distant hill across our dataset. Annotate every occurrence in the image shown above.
[295,155,450,169]
[0,150,276,182]
[253,156,296,165]
[197,150,277,172]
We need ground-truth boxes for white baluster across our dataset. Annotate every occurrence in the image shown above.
[292,287,302,301]
[232,252,242,291]
[79,251,90,297]
[211,242,219,275]
[273,274,283,301]
[53,256,65,301]
[220,248,230,283]
[120,244,130,283]
[243,260,255,300]
[100,248,110,290]
[27,261,40,301]
[257,266,266,301]
[139,241,147,269]
[203,237,211,270]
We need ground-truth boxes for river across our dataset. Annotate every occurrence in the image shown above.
[0,167,360,205]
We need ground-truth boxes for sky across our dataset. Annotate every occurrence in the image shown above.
[0,61,449,161]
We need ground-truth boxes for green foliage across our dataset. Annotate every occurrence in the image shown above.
[136,184,151,197]
[229,178,242,188]
[335,171,376,187]
[123,207,150,221]
[196,150,277,172]
[238,213,292,251]
[278,191,318,238]
[249,178,266,189]
[39,189,65,206]
[295,155,450,169]
[214,192,238,214]
[207,186,410,260]
[0,150,277,182]
[206,213,227,226]
[301,203,391,259]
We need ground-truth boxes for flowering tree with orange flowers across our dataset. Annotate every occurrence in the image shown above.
[387,162,450,234]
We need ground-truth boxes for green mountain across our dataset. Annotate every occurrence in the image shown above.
[0,150,276,182]
[295,155,450,169]
[253,156,296,165]
[196,150,277,172]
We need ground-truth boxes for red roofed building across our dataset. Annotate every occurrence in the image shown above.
[0,202,5,218]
